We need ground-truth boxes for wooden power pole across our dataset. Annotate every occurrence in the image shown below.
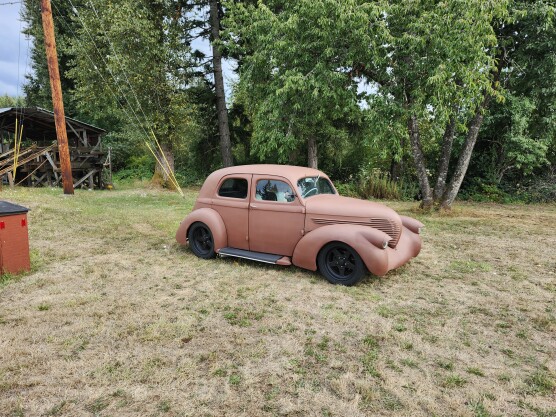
[41,0,74,195]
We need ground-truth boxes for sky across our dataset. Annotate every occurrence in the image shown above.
[0,1,31,97]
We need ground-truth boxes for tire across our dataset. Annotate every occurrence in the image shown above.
[317,242,366,286]
[188,222,216,259]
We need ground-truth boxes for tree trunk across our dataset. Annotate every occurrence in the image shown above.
[433,115,456,202]
[440,47,505,210]
[307,136,318,169]
[440,96,491,209]
[152,142,176,189]
[390,157,401,181]
[408,115,433,209]
[209,0,233,167]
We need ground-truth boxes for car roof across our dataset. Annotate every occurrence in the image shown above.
[214,164,324,179]
[199,164,330,198]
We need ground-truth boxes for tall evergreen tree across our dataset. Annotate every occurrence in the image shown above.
[22,0,83,115]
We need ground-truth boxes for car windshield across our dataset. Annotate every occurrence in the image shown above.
[297,176,336,199]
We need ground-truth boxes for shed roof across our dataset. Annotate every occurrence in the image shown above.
[0,107,105,138]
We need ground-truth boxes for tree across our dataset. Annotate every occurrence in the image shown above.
[209,0,233,167]
[472,1,555,186]
[0,95,25,107]
[225,0,385,169]
[362,0,509,209]
[162,0,236,169]
[65,0,199,186]
[22,0,82,115]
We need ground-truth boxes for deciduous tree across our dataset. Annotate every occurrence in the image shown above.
[225,0,386,169]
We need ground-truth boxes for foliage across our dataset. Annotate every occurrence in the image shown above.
[22,0,82,115]
[111,155,155,182]
[357,168,401,201]
[517,174,556,203]
[225,0,383,164]
[17,0,556,203]
[67,0,198,150]
[0,95,25,107]
[478,95,549,183]
[471,0,556,186]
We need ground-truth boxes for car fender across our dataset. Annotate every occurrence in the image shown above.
[292,224,392,276]
[175,208,227,251]
[399,215,424,235]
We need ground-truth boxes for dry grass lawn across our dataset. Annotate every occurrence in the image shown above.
[0,185,555,417]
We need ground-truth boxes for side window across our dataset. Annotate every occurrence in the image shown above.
[255,179,295,203]
[218,178,248,199]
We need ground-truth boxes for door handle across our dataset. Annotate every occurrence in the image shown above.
[250,204,258,209]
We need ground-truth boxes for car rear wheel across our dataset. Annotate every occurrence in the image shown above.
[317,242,366,286]
[188,222,216,259]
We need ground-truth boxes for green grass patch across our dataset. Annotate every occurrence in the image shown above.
[466,367,485,377]
[442,374,467,388]
[524,369,555,396]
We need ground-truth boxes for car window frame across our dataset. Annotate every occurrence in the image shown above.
[215,175,250,200]
[252,176,300,205]
[296,176,337,200]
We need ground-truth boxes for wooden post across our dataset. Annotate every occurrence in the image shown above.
[41,0,74,195]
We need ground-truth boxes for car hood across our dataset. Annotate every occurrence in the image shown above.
[304,194,400,220]
[304,194,403,247]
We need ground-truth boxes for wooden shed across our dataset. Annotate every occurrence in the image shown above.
[0,107,110,189]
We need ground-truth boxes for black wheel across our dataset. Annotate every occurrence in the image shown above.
[317,242,366,286]
[188,222,216,259]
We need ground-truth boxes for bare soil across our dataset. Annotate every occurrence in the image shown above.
[1,186,555,417]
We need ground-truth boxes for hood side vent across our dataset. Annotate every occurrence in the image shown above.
[312,217,401,248]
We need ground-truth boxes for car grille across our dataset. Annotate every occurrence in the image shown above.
[311,217,401,248]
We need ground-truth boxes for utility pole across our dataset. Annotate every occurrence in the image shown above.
[41,0,74,194]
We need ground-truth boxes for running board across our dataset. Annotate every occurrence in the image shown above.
[218,248,291,265]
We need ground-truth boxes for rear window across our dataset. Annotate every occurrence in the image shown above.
[218,178,248,199]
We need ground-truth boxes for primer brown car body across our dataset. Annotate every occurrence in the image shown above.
[176,165,423,285]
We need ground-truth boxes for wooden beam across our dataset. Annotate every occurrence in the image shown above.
[65,120,87,147]
[0,144,55,176]
[73,169,96,188]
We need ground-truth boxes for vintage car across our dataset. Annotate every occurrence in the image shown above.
[176,165,423,285]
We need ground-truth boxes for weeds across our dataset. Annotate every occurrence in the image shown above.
[524,370,555,396]
[466,367,485,377]
[362,335,381,377]
[443,374,467,388]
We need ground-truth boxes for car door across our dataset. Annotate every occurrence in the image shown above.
[212,174,251,250]
[249,175,305,256]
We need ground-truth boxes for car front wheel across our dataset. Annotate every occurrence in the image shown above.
[317,242,366,286]
[188,222,216,259]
